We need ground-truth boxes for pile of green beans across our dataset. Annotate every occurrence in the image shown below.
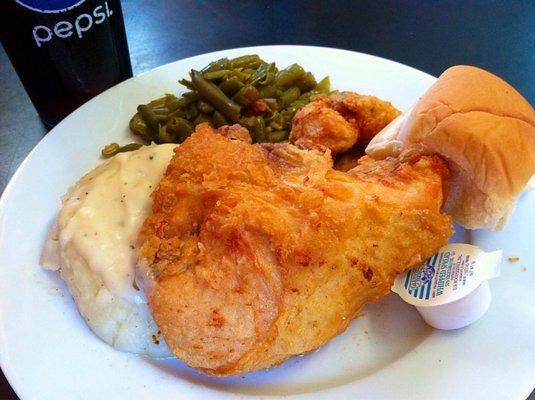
[101,55,331,157]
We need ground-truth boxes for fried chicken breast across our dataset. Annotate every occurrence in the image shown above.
[137,123,452,375]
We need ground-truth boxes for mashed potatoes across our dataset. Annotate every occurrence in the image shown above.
[41,144,176,357]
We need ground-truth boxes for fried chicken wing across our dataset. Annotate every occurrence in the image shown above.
[137,123,452,376]
[289,97,358,154]
[331,91,401,144]
[290,91,401,154]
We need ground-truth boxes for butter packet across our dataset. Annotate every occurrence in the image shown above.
[392,243,502,329]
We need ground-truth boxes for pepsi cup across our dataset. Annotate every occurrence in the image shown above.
[0,0,132,128]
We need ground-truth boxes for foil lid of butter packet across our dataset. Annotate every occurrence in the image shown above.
[392,243,502,307]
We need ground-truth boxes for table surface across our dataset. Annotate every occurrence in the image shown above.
[0,1,534,399]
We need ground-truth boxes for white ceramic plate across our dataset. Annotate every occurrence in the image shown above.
[0,46,533,400]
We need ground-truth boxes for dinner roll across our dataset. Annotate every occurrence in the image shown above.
[366,65,535,229]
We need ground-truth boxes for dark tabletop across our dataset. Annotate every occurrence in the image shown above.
[1,1,534,398]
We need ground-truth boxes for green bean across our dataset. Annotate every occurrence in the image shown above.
[191,70,242,122]
[282,105,297,116]
[166,117,193,138]
[248,62,279,86]
[146,96,167,109]
[155,114,169,124]
[239,116,261,141]
[122,54,335,151]
[213,111,230,127]
[151,107,169,115]
[203,70,230,80]
[229,54,261,69]
[289,99,309,111]
[267,111,284,128]
[231,85,259,107]
[280,86,301,108]
[239,116,254,128]
[247,62,269,86]
[315,76,330,93]
[151,112,168,123]
[194,113,213,126]
[101,142,143,158]
[166,108,186,119]
[240,117,266,142]
[163,93,179,104]
[295,72,317,92]
[117,143,143,153]
[262,98,278,111]
[254,117,266,143]
[269,120,283,131]
[182,91,200,102]
[258,85,282,99]
[201,57,230,73]
[241,71,254,81]
[260,63,278,85]
[265,130,288,142]
[298,90,317,101]
[101,143,120,157]
[219,76,245,96]
[280,109,295,130]
[129,114,152,141]
[229,69,251,82]
[274,64,305,87]
[166,97,188,112]
[197,100,214,114]
[179,78,196,91]
[184,102,199,120]
[137,104,160,132]
[158,125,175,143]
[234,59,262,70]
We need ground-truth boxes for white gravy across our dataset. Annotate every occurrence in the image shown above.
[48,144,176,304]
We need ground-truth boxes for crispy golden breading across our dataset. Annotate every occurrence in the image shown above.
[331,91,401,144]
[138,123,452,376]
[290,97,358,154]
[216,124,252,143]
[290,91,401,154]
